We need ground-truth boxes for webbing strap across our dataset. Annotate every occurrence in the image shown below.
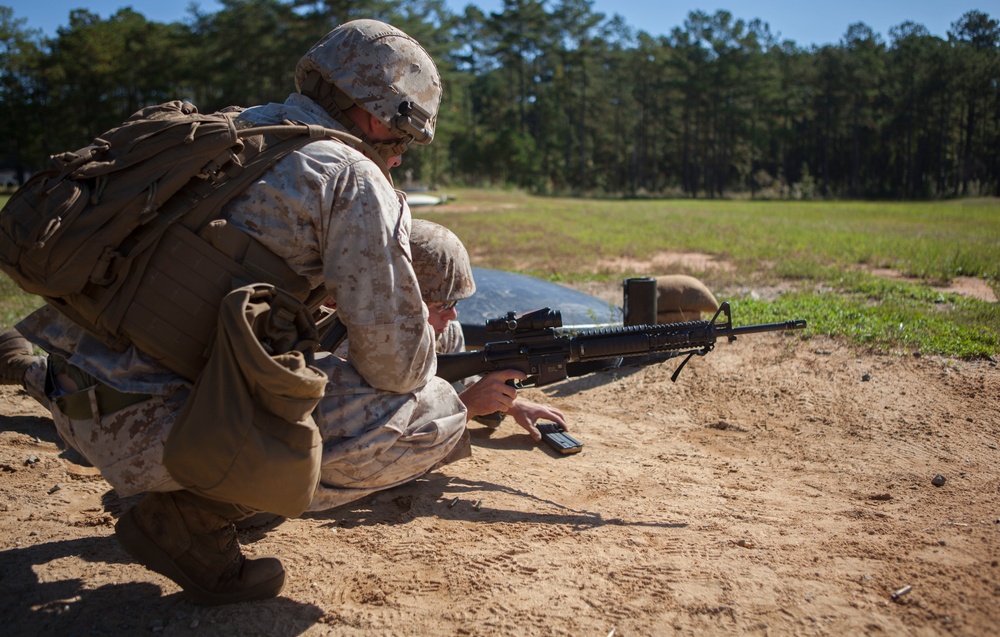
[49,356,151,420]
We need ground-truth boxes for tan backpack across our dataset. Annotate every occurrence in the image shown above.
[0,100,356,379]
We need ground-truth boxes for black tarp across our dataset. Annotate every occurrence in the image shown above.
[459,268,623,347]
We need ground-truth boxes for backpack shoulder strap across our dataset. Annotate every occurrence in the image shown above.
[180,121,372,233]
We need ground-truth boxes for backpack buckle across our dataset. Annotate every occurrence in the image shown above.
[89,247,121,286]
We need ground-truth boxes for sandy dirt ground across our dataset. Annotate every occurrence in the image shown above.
[0,287,998,636]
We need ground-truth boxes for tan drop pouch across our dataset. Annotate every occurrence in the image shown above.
[163,283,327,518]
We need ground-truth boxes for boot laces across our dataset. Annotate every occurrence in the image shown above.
[212,522,246,579]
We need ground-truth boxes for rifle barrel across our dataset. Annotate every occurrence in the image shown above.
[729,319,807,336]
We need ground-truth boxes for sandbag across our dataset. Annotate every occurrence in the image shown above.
[656,274,719,322]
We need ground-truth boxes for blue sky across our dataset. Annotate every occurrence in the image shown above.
[6,1,994,47]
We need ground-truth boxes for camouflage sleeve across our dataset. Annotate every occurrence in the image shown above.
[322,163,436,393]
[224,111,437,394]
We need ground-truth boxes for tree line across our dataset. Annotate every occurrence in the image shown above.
[1,0,998,199]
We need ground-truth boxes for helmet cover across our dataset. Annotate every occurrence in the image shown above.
[295,19,442,145]
[409,219,476,304]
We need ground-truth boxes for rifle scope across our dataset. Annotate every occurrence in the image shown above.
[485,308,563,334]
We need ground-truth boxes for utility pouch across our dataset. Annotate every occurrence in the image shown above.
[163,283,327,518]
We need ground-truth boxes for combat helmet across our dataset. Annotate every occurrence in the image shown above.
[295,19,442,162]
[410,219,476,304]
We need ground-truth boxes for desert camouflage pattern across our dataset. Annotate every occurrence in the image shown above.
[17,304,190,396]
[23,351,467,502]
[329,304,466,357]
[409,219,476,304]
[295,19,442,144]
[231,94,437,392]
[20,355,185,496]
[307,352,466,511]
[17,92,466,505]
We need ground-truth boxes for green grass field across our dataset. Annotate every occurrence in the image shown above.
[2,190,998,358]
[419,190,1000,359]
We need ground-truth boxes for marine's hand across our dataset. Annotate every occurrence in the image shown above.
[508,399,567,442]
[458,369,526,420]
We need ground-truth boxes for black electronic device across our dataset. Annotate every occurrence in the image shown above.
[537,422,583,454]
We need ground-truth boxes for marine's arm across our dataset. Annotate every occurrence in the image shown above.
[439,319,567,441]
[321,162,436,393]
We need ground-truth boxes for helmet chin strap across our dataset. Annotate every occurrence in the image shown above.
[298,71,397,181]
[371,138,410,161]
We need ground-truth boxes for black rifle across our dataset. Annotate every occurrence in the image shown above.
[437,301,806,387]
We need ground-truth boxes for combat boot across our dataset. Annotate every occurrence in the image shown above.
[0,329,40,386]
[115,491,285,605]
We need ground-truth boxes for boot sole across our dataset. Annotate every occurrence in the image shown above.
[115,506,286,605]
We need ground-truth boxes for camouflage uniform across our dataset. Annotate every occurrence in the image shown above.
[18,92,467,503]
